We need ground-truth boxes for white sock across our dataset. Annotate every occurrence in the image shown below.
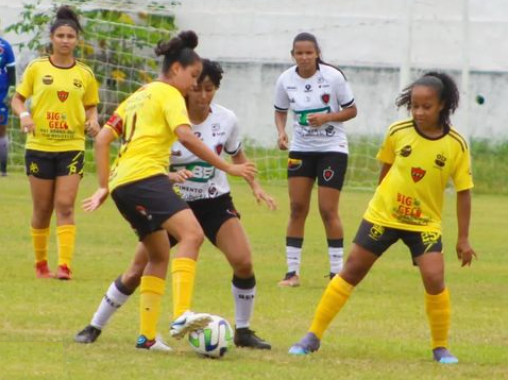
[232,275,256,329]
[328,239,344,274]
[286,237,303,275]
[90,279,132,329]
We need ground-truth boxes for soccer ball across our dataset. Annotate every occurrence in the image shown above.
[188,315,234,358]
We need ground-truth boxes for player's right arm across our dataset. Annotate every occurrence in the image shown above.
[11,93,34,134]
[175,125,257,181]
[274,73,290,150]
[82,115,121,212]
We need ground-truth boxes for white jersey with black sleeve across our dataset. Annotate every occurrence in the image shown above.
[274,63,355,154]
[170,103,241,202]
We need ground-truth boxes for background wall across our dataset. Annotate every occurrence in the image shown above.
[1,0,507,145]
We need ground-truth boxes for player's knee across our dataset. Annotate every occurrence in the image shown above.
[180,227,205,249]
[33,203,54,219]
[290,202,309,220]
[55,202,74,220]
[318,207,339,225]
[232,259,253,278]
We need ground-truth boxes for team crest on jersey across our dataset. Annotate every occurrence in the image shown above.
[411,167,426,182]
[400,145,412,157]
[323,166,334,181]
[73,79,83,88]
[321,93,330,104]
[57,91,69,102]
[288,158,302,171]
[42,75,53,85]
[215,144,223,155]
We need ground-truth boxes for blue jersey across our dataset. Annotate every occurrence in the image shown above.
[0,38,15,90]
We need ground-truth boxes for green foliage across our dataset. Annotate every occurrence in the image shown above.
[7,0,178,116]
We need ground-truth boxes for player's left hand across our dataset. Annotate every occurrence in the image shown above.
[82,187,109,212]
[85,120,101,138]
[456,238,477,267]
[307,113,329,127]
[168,169,193,183]
[252,187,277,210]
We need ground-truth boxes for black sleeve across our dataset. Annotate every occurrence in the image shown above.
[7,66,16,87]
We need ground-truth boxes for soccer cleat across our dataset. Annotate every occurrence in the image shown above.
[433,347,459,364]
[136,335,172,352]
[35,261,54,279]
[170,311,212,340]
[278,271,300,287]
[56,264,72,280]
[74,325,102,344]
[288,332,321,356]
[234,327,272,349]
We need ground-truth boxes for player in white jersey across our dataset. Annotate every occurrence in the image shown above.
[75,59,275,350]
[274,32,358,287]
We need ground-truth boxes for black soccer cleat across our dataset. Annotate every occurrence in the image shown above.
[234,327,272,350]
[74,325,102,344]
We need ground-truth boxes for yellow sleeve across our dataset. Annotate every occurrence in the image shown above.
[83,72,99,107]
[376,130,396,164]
[163,92,190,132]
[16,61,36,99]
[452,146,474,191]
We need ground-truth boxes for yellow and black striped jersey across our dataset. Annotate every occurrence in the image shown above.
[364,119,473,233]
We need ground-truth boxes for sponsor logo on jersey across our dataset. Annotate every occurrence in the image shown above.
[42,75,54,85]
[321,93,330,104]
[434,154,446,168]
[208,184,218,197]
[323,166,334,181]
[215,144,223,155]
[325,125,335,137]
[411,167,426,182]
[400,145,412,157]
[73,78,83,88]
[369,224,385,241]
[171,150,182,157]
[286,86,297,91]
[288,158,302,171]
[57,91,69,103]
[194,131,202,139]
[304,84,312,92]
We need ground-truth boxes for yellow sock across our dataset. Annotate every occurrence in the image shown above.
[31,227,50,263]
[309,275,354,339]
[171,258,196,318]
[139,275,166,340]
[56,225,76,267]
[425,288,451,349]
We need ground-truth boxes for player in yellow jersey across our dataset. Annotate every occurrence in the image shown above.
[82,31,256,352]
[11,6,100,280]
[289,72,476,364]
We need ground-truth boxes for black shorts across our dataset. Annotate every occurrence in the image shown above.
[169,193,240,247]
[353,219,443,260]
[287,151,348,190]
[111,175,189,241]
[25,149,85,179]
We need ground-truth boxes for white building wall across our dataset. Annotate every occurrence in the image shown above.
[1,0,507,144]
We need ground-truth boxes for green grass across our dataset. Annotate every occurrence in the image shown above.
[0,174,507,380]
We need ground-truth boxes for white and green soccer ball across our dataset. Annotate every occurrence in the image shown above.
[188,315,233,358]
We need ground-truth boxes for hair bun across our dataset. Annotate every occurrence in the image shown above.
[56,6,77,21]
[178,30,198,50]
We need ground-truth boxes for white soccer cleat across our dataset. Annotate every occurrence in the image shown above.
[170,311,212,340]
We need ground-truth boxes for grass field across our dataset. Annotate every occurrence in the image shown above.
[0,174,507,380]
